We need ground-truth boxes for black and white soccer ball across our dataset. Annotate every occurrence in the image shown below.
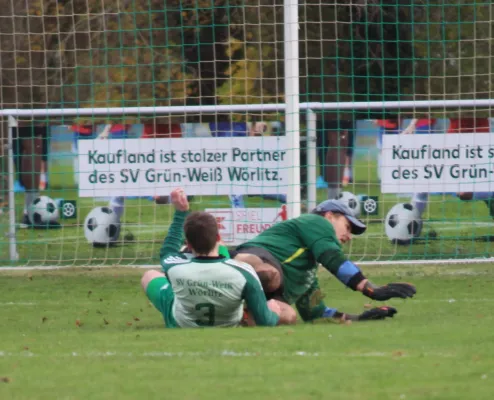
[338,191,361,217]
[84,206,121,246]
[385,203,422,245]
[29,196,59,224]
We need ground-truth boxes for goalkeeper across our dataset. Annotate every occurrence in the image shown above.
[233,200,416,323]
[141,188,286,328]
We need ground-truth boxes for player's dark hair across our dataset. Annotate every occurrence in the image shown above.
[183,211,218,254]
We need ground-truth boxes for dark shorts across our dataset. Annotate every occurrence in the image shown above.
[232,246,287,303]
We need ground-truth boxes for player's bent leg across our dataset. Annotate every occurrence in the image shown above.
[141,270,166,292]
[233,253,281,293]
[141,270,178,328]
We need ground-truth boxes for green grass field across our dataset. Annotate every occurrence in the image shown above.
[1,157,493,266]
[1,263,493,400]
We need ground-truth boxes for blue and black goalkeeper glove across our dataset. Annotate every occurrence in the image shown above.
[357,306,397,321]
[363,282,416,301]
[322,306,397,322]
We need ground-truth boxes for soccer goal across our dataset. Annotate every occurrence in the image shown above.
[0,0,493,267]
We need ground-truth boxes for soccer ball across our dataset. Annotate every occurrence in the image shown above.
[337,191,361,217]
[385,203,422,245]
[84,206,121,246]
[29,196,59,224]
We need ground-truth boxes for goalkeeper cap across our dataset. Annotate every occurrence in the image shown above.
[312,199,367,235]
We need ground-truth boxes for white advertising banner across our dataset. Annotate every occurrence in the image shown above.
[77,137,288,197]
[381,133,494,193]
[206,207,287,245]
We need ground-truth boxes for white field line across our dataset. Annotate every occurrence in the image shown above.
[0,265,160,271]
[2,259,494,271]
[0,350,458,359]
[2,298,494,305]
[412,298,494,303]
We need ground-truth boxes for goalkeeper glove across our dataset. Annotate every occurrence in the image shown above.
[357,306,397,321]
[323,306,397,322]
[363,282,416,301]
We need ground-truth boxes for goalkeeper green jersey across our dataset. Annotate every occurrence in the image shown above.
[160,211,279,328]
[237,213,348,304]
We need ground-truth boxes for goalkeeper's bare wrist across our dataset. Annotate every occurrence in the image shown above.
[357,279,379,293]
[360,280,379,299]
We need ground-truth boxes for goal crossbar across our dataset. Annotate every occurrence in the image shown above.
[1,98,493,118]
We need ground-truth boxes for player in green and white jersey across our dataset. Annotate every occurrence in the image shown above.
[233,200,417,323]
[141,188,282,328]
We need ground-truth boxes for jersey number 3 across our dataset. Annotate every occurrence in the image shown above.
[195,303,216,326]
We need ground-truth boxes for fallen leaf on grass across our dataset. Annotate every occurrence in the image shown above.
[133,317,140,322]
[23,346,29,350]
[392,350,404,357]
[0,377,11,383]
[27,274,33,281]
[75,320,83,327]
[103,318,109,325]
[87,291,92,297]
[126,322,133,326]
[42,317,47,323]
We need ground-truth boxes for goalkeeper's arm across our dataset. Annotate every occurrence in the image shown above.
[316,246,417,301]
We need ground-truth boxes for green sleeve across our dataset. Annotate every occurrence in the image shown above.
[315,243,347,275]
[298,215,348,275]
[235,267,279,327]
[159,210,188,270]
[295,277,327,322]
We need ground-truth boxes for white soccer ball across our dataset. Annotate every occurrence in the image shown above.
[29,196,59,224]
[84,206,121,245]
[337,191,361,217]
[385,203,422,245]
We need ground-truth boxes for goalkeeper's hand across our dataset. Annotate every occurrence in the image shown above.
[357,306,397,321]
[324,306,397,322]
[363,282,416,301]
